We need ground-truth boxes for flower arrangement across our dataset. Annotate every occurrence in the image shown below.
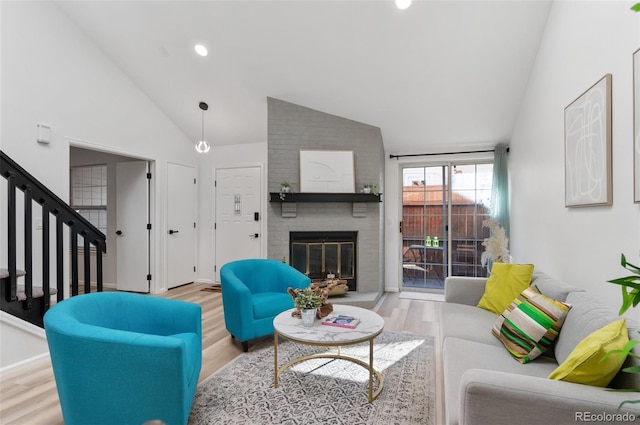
[480,219,511,267]
[293,288,322,310]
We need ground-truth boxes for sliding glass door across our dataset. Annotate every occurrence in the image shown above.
[401,162,493,291]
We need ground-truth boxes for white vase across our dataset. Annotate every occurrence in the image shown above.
[300,308,316,327]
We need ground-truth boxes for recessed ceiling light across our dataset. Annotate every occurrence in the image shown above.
[194,44,208,57]
[395,0,412,10]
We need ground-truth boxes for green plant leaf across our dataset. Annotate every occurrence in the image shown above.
[632,3,640,12]
[621,399,640,409]
[622,365,640,374]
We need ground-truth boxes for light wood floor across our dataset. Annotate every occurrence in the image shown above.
[0,284,444,425]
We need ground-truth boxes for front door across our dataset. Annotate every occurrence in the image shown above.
[116,161,150,293]
[215,166,262,282]
[167,163,197,289]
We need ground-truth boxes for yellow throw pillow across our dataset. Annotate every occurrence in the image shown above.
[477,263,534,315]
[548,319,629,387]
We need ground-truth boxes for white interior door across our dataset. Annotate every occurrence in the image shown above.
[116,161,149,293]
[167,163,197,289]
[215,166,262,281]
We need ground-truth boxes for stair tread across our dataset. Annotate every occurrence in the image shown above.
[0,268,27,279]
[15,285,58,301]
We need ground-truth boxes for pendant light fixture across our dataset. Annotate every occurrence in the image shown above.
[195,101,211,154]
[395,0,412,10]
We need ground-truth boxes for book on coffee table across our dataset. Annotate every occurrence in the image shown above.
[321,314,360,329]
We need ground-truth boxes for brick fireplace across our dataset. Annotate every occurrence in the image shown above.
[266,98,385,307]
[290,231,357,291]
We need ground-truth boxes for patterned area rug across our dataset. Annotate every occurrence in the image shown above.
[189,332,435,424]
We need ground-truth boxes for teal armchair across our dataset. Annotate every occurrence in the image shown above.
[44,292,202,425]
[220,258,310,351]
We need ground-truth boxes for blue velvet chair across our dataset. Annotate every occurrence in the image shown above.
[220,258,310,351]
[44,292,202,425]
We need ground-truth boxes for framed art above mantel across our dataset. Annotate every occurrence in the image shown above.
[299,150,355,193]
[564,73,612,208]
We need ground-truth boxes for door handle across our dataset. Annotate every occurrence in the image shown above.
[249,233,259,238]
[169,230,179,235]
[116,230,123,236]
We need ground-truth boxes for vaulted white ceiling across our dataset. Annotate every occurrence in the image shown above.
[55,1,552,155]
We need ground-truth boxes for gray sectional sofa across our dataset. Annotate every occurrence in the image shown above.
[441,271,640,425]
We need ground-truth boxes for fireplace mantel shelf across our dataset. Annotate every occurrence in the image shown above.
[269,192,382,203]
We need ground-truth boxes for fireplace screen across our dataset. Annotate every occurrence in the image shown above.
[290,232,357,291]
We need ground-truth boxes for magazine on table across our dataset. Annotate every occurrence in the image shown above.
[321,314,360,329]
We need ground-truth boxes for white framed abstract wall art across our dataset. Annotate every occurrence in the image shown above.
[564,73,612,207]
[634,48,640,203]
[299,150,355,193]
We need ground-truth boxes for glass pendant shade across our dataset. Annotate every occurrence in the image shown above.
[195,140,210,153]
[395,0,412,10]
[195,101,210,154]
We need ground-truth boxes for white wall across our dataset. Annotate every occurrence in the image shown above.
[510,1,640,317]
[0,1,199,294]
[196,142,267,283]
[0,2,198,368]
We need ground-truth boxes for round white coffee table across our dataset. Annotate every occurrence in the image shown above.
[273,304,385,402]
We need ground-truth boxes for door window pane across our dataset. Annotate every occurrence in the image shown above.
[402,162,492,291]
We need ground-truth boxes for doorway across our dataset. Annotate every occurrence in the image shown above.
[214,166,263,282]
[167,163,197,289]
[401,163,493,291]
[69,146,152,293]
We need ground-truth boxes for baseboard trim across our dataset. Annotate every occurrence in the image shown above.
[0,352,50,378]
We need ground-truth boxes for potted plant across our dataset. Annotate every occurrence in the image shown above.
[362,183,378,194]
[279,181,293,200]
[293,289,322,327]
[605,254,640,407]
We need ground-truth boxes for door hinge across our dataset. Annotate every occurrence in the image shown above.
[214,180,217,187]
[194,222,196,228]
[194,266,196,272]
[146,274,152,281]
[399,221,403,233]
[214,265,217,272]
[214,223,217,230]
[146,173,152,179]
[147,223,152,230]
[194,178,196,184]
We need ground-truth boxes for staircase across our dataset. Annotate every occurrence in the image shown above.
[1,150,106,328]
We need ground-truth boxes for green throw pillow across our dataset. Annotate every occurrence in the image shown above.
[493,286,571,363]
[548,319,629,387]
[477,263,534,315]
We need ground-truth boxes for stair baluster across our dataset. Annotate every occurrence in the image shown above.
[1,150,106,327]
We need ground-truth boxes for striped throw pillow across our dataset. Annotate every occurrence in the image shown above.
[492,286,571,364]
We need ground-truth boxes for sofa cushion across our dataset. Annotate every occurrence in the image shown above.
[492,287,571,363]
[549,319,628,387]
[555,292,621,365]
[443,337,558,425]
[530,271,584,302]
[440,302,504,348]
[477,263,534,314]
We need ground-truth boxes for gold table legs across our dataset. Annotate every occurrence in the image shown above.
[273,332,384,403]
